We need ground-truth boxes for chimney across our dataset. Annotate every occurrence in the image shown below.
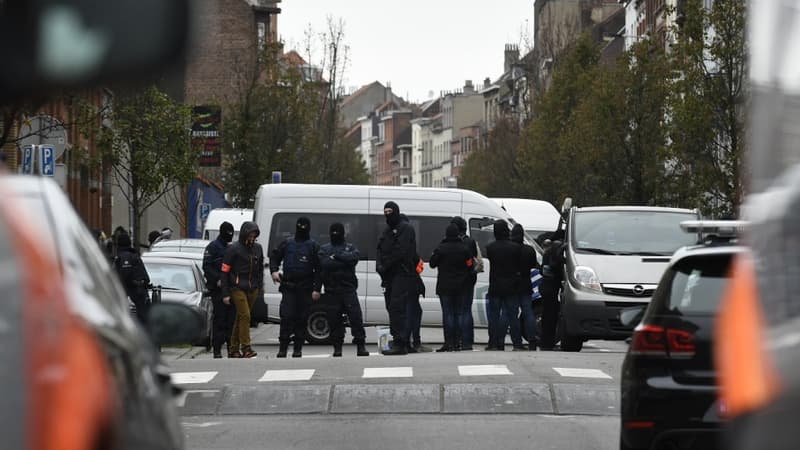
[484,77,492,88]
[463,80,474,95]
[504,44,520,74]
[386,81,392,103]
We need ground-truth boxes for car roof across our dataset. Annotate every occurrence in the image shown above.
[152,239,209,247]
[575,205,697,214]
[143,251,202,260]
[670,243,747,266]
[141,255,199,266]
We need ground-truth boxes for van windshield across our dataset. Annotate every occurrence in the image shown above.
[572,210,697,256]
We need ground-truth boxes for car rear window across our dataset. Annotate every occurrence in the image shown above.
[666,253,733,314]
[144,262,196,292]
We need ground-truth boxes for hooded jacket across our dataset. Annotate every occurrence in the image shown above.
[376,205,417,282]
[221,221,265,296]
[512,224,539,295]
[429,224,473,296]
[452,216,479,286]
[485,221,522,297]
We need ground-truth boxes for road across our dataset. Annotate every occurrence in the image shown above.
[166,324,627,450]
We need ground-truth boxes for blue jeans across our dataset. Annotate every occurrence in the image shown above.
[519,294,537,346]
[487,295,504,348]
[459,286,475,347]
[500,295,523,347]
[439,295,460,346]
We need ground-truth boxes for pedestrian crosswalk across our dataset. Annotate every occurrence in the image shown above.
[170,365,613,385]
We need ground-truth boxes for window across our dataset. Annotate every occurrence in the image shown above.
[144,263,198,292]
[378,123,385,142]
[657,254,732,315]
[572,210,698,255]
[257,21,266,51]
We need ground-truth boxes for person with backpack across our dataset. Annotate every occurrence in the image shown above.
[221,222,264,358]
[429,223,473,352]
[512,223,539,350]
[113,232,150,325]
[203,221,235,358]
[451,216,481,350]
[269,217,321,358]
[376,201,418,356]
[318,222,369,357]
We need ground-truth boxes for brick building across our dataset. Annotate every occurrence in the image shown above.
[375,109,412,186]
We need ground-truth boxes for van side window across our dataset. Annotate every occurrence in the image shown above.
[469,218,502,255]
[268,213,373,260]
[403,216,454,262]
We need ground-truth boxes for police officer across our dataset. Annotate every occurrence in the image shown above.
[319,222,369,357]
[114,232,150,325]
[539,239,564,350]
[451,216,480,350]
[512,223,539,350]
[269,217,321,358]
[221,222,264,359]
[485,221,521,351]
[377,201,418,356]
[203,221,235,358]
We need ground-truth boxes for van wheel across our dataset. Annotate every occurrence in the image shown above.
[305,305,332,345]
[559,314,583,352]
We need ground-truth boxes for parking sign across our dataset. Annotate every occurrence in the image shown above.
[40,145,55,176]
[200,203,211,221]
[21,145,33,174]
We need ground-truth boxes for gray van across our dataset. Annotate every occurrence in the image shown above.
[560,206,699,351]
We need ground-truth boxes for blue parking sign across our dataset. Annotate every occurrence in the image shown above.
[21,145,33,174]
[40,145,55,176]
[200,203,211,221]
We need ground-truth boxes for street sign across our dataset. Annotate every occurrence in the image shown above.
[40,145,55,176]
[21,145,33,174]
[272,171,282,183]
[200,203,211,221]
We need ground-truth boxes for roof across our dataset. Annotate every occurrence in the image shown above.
[282,50,307,67]
[142,251,202,262]
[341,81,384,107]
[670,244,746,267]
[575,206,697,214]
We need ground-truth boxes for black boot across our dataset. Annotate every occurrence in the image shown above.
[382,341,408,356]
[292,343,303,358]
[333,344,343,357]
[356,341,369,357]
[277,341,289,358]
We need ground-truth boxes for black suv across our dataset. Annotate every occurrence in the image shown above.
[619,221,746,450]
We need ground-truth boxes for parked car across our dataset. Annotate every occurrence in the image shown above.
[619,220,745,450]
[141,254,213,347]
[559,205,700,351]
[4,175,203,450]
[150,238,209,254]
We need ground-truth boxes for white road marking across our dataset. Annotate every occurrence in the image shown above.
[362,367,413,378]
[181,422,223,428]
[303,354,332,359]
[259,369,316,382]
[369,352,383,356]
[171,371,218,384]
[458,364,513,376]
[553,368,613,379]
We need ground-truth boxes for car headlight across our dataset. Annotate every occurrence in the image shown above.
[574,266,602,292]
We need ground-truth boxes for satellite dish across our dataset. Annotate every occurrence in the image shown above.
[18,115,68,160]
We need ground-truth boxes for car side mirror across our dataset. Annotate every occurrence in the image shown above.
[619,306,645,328]
[146,302,204,346]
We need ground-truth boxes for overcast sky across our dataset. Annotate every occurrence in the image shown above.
[278,0,535,104]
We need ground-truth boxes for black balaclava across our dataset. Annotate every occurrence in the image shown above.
[219,221,235,243]
[330,222,345,245]
[116,233,132,249]
[493,220,510,240]
[384,201,401,228]
[511,223,524,244]
[451,216,467,235]
[445,223,460,241]
[148,230,161,245]
[295,217,311,241]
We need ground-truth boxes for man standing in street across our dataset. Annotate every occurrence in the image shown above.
[203,221,235,358]
[270,217,321,358]
[485,221,521,351]
[429,223,473,352]
[114,232,150,325]
[451,216,480,350]
[319,222,369,357]
[377,201,418,356]
[221,222,264,359]
[539,239,564,350]
[512,223,539,350]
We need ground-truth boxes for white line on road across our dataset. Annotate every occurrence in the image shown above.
[303,354,332,359]
[362,367,413,378]
[552,368,613,379]
[458,364,513,376]
[171,371,218,384]
[259,369,316,382]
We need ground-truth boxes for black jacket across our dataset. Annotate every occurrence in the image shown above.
[429,237,472,296]
[376,219,417,283]
[114,247,150,301]
[516,243,539,295]
[221,222,265,296]
[318,242,359,294]
[486,230,521,297]
[461,234,479,286]
[269,236,321,292]
[202,236,228,291]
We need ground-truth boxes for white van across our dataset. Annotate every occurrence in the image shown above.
[253,183,542,343]
[202,208,253,241]
[492,198,561,240]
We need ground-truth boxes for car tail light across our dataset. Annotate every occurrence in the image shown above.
[631,324,696,358]
[624,420,656,429]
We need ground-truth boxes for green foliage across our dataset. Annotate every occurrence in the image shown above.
[99,85,196,244]
[459,117,521,196]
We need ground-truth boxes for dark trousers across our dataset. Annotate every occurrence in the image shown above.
[459,286,475,347]
[540,280,560,348]
[279,287,312,346]
[329,291,367,345]
[486,294,503,347]
[439,294,461,346]
[131,295,150,326]
[211,290,235,353]
[519,294,537,346]
[405,295,423,347]
[386,274,414,347]
[499,295,523,347]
